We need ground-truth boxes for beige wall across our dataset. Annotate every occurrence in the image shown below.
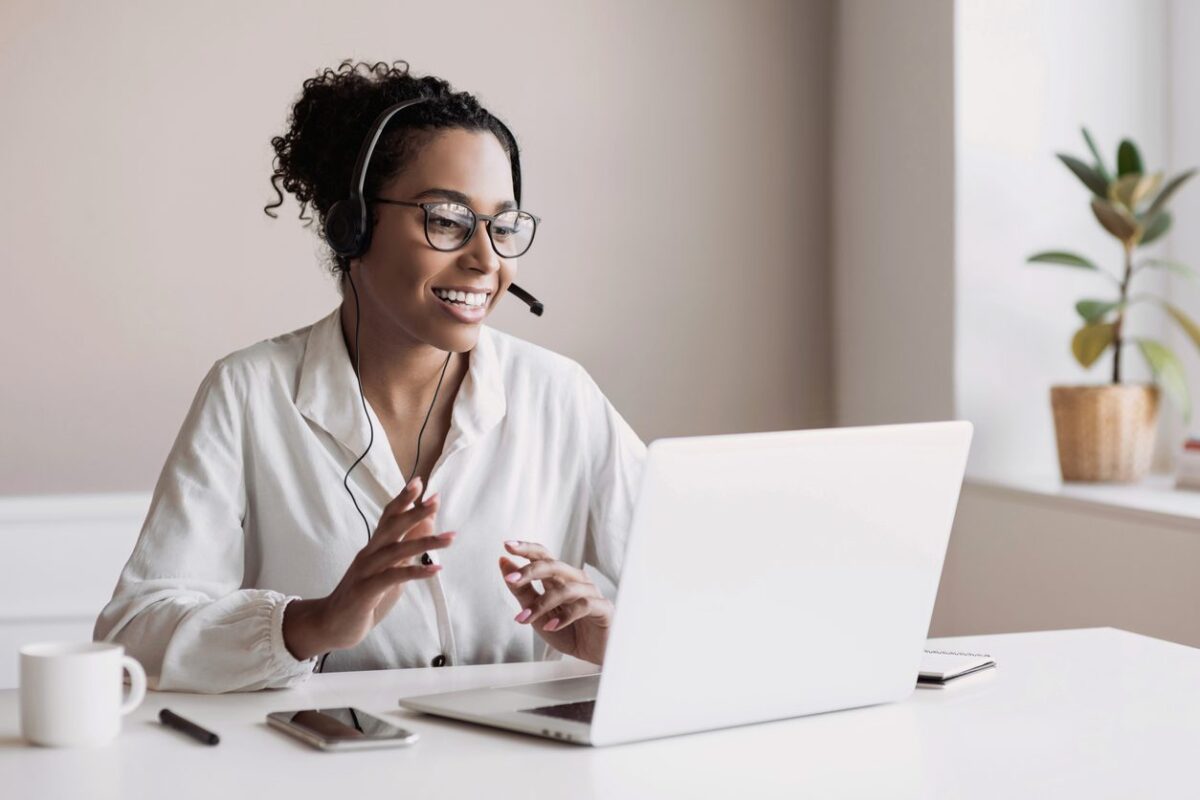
[832,0,957,426]
[0,0,833,496]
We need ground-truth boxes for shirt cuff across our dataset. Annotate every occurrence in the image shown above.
[269,593,320,682]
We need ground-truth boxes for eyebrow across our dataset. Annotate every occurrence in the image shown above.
[413,187,517,213]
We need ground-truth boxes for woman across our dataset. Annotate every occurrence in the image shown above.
[93,60,646,693]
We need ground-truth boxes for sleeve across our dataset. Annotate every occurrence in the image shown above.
[92,359,319,693]
[575,365,648,589]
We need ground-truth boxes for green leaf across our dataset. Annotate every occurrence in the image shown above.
[1139,211,1171,245]
[1110,172,1162,212]
[1027,251,1100,270]
[1136,339,1191,423]
[1091,198,1139,243]
[1075,299,1123,322]
[1145,167,1197,217]
[1117,139,1143,176]
[1058,154,1109,197]
[1082,128,1110,182]
[1108,172,1156,211]
[1109,173,1141,209]
[1164,302,1200,351]
[1132,172,1163,210]
[1139,258,1197,279]
[1072,322,1116,368]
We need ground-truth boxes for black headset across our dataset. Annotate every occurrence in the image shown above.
[323,96,544,316]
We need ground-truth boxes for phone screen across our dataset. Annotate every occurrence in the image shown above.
[268,707,416,746]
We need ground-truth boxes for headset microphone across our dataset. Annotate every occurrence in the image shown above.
[506,283,543,316]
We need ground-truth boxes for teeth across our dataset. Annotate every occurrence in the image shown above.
[435,288,489,308]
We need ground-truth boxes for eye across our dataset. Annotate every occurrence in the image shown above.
[491,212,528,238]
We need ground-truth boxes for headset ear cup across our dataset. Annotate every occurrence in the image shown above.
[325,199,363,258]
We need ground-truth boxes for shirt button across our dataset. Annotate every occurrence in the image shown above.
[421,553,433,566]
[431,654,447,667]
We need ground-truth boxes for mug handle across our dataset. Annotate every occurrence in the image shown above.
[120,655,147,715]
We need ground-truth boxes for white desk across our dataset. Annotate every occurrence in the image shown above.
[1,627,1197,799]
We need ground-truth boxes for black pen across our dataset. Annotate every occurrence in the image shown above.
[159,708,220,745]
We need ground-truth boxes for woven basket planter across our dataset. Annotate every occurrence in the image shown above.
[1049,384,1159,482]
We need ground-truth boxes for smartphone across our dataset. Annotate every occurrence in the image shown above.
[267,707,419,751]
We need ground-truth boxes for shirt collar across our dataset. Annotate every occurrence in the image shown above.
[295,305,507,496]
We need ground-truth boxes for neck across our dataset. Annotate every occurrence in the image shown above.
[338,296,463,420]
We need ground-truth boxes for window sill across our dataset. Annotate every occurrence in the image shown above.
[964,470,1200,528]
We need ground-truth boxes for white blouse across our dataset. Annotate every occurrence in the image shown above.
[93,306,646,693]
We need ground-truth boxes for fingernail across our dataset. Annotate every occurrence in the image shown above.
[411,477,423,491]
[505,540,520,547]
[505,572,522,583]
[439,531,456,540]
[544,618,560,632]
[515,608,532,623]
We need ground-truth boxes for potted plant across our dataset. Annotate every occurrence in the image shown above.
[1028,128,1198,482]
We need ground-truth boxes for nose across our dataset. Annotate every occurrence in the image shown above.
[461,218,502,275]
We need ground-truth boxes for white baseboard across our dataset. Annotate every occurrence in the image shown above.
[0,492,149,689]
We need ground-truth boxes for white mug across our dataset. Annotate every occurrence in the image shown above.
[19,641,146,747]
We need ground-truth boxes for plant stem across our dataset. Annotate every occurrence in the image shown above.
[1112,242,1134,384]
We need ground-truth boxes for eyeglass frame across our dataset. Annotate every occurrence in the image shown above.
[367,197,541,258]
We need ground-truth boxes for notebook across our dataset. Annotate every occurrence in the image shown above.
[917,648,996,687]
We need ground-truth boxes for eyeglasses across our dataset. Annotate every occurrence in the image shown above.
[368,198,540,259]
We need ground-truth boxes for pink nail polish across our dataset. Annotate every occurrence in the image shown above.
[515,608,532,623]
[544,618,560,631]
[505,572,522,583]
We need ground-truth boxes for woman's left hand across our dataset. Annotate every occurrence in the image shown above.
[499,540,614,665]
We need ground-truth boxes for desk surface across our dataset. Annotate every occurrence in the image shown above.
[2,628,1197,799]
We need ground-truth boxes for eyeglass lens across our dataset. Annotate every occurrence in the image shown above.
[425,203,535,257]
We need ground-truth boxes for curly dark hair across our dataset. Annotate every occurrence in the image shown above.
[263,59,522,285]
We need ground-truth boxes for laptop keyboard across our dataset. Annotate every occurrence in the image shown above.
[522,699,596,723]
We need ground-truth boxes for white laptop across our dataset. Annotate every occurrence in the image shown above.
[398,420,973,747]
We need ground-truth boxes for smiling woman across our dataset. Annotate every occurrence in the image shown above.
[91,60,647,693]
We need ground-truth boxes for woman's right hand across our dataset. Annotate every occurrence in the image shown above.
[282,476,455,661]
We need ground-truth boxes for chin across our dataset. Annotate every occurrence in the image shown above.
[426,324,482,354]
[425,295,492,347]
